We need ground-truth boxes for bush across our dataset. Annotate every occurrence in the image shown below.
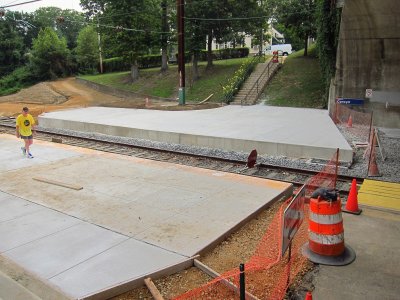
[221,56,259,103]
[102,47,249,74]
[138,54,162,69]
[102,57,130,73]
[0,66,37,96]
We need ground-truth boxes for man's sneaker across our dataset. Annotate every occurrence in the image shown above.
[27,153,34,159]
[21,147,26,155]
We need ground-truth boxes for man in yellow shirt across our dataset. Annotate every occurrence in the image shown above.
[16,107,36,158]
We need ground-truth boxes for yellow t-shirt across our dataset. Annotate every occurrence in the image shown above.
[16,114,35,136]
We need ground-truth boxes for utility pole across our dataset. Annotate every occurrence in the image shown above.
[177,0,185,105]
[97,15,103,74]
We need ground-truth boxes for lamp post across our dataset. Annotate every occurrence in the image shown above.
[177,0,185,105]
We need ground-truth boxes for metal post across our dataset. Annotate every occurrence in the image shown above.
[239,264,245,300]
[334,148,339,189]
[287,241,292,287]
[367,111,374,143]
[97,15,103,74]
[177,0,185,105]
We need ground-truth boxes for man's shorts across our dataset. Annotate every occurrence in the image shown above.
[20,135,33,140]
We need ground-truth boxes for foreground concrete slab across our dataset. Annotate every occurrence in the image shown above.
[38,106,353,162]
[0,134,292,298]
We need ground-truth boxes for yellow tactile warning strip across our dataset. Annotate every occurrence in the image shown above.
[358,179,400,212]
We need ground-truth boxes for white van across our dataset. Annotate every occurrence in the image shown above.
[266,44,293,56]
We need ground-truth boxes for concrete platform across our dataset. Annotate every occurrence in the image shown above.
[0,134,292,299]
[313,208,400,300]
[38,106,354,163]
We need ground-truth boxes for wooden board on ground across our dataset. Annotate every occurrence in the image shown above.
[33,177,83,190]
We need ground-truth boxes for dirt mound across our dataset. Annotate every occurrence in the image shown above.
[0,82,68,105]
[0,77,221,118]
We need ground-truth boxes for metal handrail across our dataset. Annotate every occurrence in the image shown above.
[224,56,261,104]
[241,58,276,106]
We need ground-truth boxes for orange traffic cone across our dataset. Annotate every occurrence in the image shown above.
[347,115,353,127]
[305,291,312,300]
[342,179,362,215]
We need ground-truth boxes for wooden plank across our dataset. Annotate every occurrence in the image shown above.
[194,259,259,300]
[33,177,83,190]
[197,93,214,104]
[375,128,386,161]
[144,278,164,300]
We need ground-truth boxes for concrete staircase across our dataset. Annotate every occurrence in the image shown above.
[231,60,281,105]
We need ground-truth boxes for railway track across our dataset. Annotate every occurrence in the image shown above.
[1,116,362,196]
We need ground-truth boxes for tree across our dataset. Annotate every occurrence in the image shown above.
[81,0,161,81]
[23,7,85,50]
[29,27,71,79]
[316,0,342,98]
[160,0,169,72]
[185,0,266,70]
[75,26,99,72]
[0,16,25,76]
[272,0,317,56]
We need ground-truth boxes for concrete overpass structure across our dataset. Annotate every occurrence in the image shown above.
[331,0,400,128]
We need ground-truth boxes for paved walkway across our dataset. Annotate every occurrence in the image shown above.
[313,208,400,299]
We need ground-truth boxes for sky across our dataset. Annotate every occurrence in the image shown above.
[2,0,83,13]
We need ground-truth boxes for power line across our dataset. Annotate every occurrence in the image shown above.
[184,15,270,21]
[1,0,41,9]
[62,17,172,35]
[4,0,22,6]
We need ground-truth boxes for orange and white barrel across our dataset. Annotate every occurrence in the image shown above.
[308,197,344,256]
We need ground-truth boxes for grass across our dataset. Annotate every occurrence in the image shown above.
[80,57,250,102]
[80,49,325,108]
[264,45,326,108]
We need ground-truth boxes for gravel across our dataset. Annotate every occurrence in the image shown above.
[37,124,400,183]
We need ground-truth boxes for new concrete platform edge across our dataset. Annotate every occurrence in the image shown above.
[38,116,354,162]
[80,257,194,300]
[196,184,294,256]
[0,271,41,300]
[0,255,72,300]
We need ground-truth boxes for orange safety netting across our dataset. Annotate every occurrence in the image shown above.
[304,149,340,198]
[332,102,373,144]
[174,200,310,300]
[174,154,340,300]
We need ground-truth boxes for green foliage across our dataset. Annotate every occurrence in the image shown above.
[221,56,261,103]
[0,20,25,76]
[75,26,99,73]
[186,0,268,66]
[102,57,129,73]
[316,0,342,97]
[272,0,317,56]
[198,48,249,61]
[18,7,85,50]
[102,48,250,73]
[0,66,37,96]
[29,27,71,80]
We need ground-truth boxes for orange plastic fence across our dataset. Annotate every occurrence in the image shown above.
[174,152,340,300]
[174,201,309,300]
[333,103,372,144]
[304,150,339,197]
